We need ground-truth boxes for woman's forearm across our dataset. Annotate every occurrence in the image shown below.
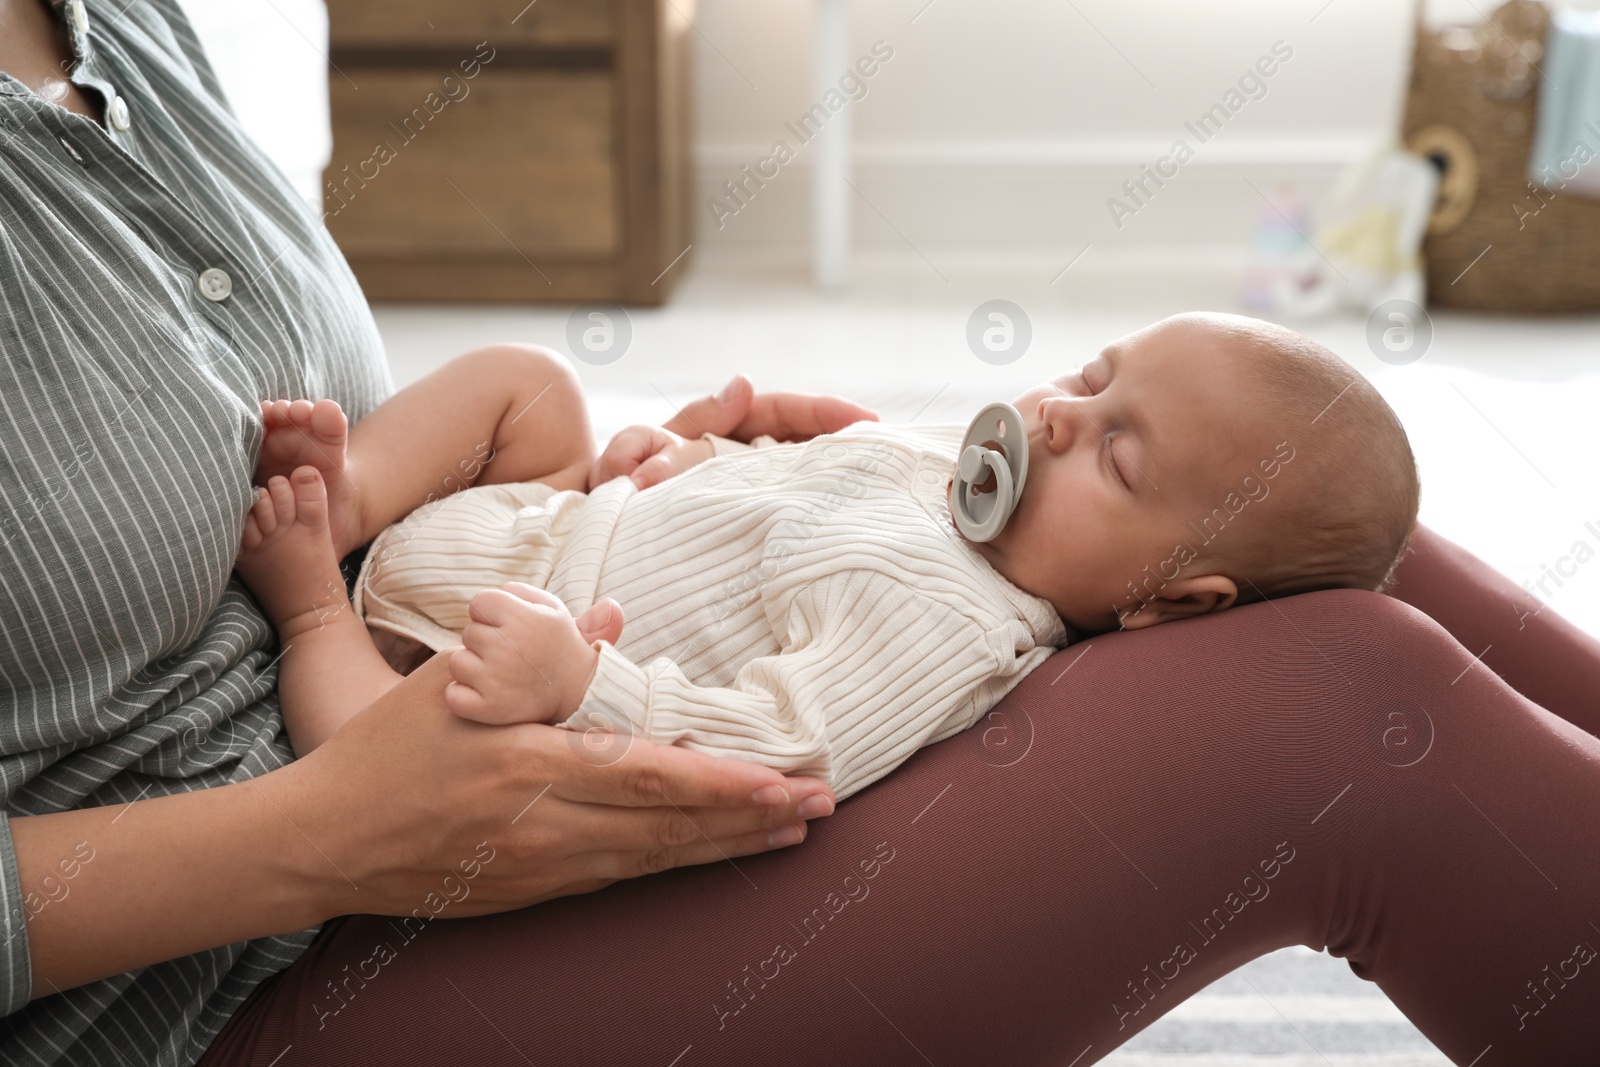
[7,652,840,1007]
[9,765,334,1002]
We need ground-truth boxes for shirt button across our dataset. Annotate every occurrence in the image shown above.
[108,96,130,131]
[197,268,233,302]
[68,0,88,33]
[57,136,86,165]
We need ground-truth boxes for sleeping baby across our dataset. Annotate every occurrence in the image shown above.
[233,312,1419,801]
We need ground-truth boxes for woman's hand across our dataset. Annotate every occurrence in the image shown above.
[663,374,878,445]
[279,652,836,920]
[588,424,717,492]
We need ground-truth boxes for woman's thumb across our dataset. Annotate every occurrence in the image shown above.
[661,374,752,440]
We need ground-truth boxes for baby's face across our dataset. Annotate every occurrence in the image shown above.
[960,316,1284,635]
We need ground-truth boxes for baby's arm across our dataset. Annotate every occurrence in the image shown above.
[448,568,1039,802]
[338,344,598,556]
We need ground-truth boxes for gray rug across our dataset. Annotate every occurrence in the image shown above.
[1102,947,1450,1065]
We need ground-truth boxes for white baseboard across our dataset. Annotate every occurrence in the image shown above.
[697,136,1377,169]
[695,136,1377,249]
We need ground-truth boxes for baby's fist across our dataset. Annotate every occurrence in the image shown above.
[444,583,615,725]
[589,424,716,492]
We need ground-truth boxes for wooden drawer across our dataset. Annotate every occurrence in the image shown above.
[329,0,611,50]
[323,0,691,305]
[325,69,617,258]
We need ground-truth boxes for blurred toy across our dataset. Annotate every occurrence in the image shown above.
[1242,146,1438,317]
[1241,185,1318,314]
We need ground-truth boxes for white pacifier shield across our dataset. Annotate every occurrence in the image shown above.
[949,402,1029,542]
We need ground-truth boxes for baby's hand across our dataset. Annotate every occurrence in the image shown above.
[444,583,621,725]
[588,424,716,492]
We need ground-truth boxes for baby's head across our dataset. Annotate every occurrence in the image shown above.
[963,312,1419,636]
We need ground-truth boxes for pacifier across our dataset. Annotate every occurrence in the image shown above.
[948,402,1029,542]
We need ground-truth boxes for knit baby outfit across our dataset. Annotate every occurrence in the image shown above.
[352,422,1067,800]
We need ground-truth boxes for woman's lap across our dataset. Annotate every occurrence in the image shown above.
[1387,524,1600,737]
[199,543,1600,1067]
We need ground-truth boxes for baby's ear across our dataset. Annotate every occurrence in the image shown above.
[1118,574,1239,631]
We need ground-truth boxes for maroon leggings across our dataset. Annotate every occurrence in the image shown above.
[198,526,1600,1066]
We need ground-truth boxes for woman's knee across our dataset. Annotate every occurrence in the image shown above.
[1033,589,1471,725]
[1007,588,1482,800]
[1265,588,1484,699]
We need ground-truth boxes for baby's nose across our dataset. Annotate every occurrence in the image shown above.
[1039,396,1083,450]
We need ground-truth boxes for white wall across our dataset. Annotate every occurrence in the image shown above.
[175,0,1573,253]
[175,0,331,209]
[688,0,1518,252]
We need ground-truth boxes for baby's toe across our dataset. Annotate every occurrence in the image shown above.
[266,474,298,526]
[290,466,328,528]
[287,398,315,427]
[239,502,266,551]
[308,399,348,446]
[249,484,280,537]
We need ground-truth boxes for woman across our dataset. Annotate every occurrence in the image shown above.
[2,2,1596,1065]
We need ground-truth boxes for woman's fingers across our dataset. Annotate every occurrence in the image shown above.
[502,798,812,893]
[526,788,813,859]
[516,720,836,812]
[739,391,880,442]
[662,375,753,440]
[585,818,811,883]
[295,652,839,920]
[664,378,880,445]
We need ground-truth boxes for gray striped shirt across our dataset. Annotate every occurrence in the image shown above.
[0,0,391,1063]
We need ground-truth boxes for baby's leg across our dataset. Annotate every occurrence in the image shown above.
[235,466,404,756]
[340,344,598,554]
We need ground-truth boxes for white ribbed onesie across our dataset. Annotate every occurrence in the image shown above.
[351,421,1067,800]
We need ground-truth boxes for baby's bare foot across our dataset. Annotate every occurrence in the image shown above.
[235,466,351,639]
[255,398,362,557]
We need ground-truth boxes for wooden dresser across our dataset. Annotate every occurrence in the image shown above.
[323,0,692,305]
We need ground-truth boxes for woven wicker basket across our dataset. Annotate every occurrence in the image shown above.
[1402,0,1600,311]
